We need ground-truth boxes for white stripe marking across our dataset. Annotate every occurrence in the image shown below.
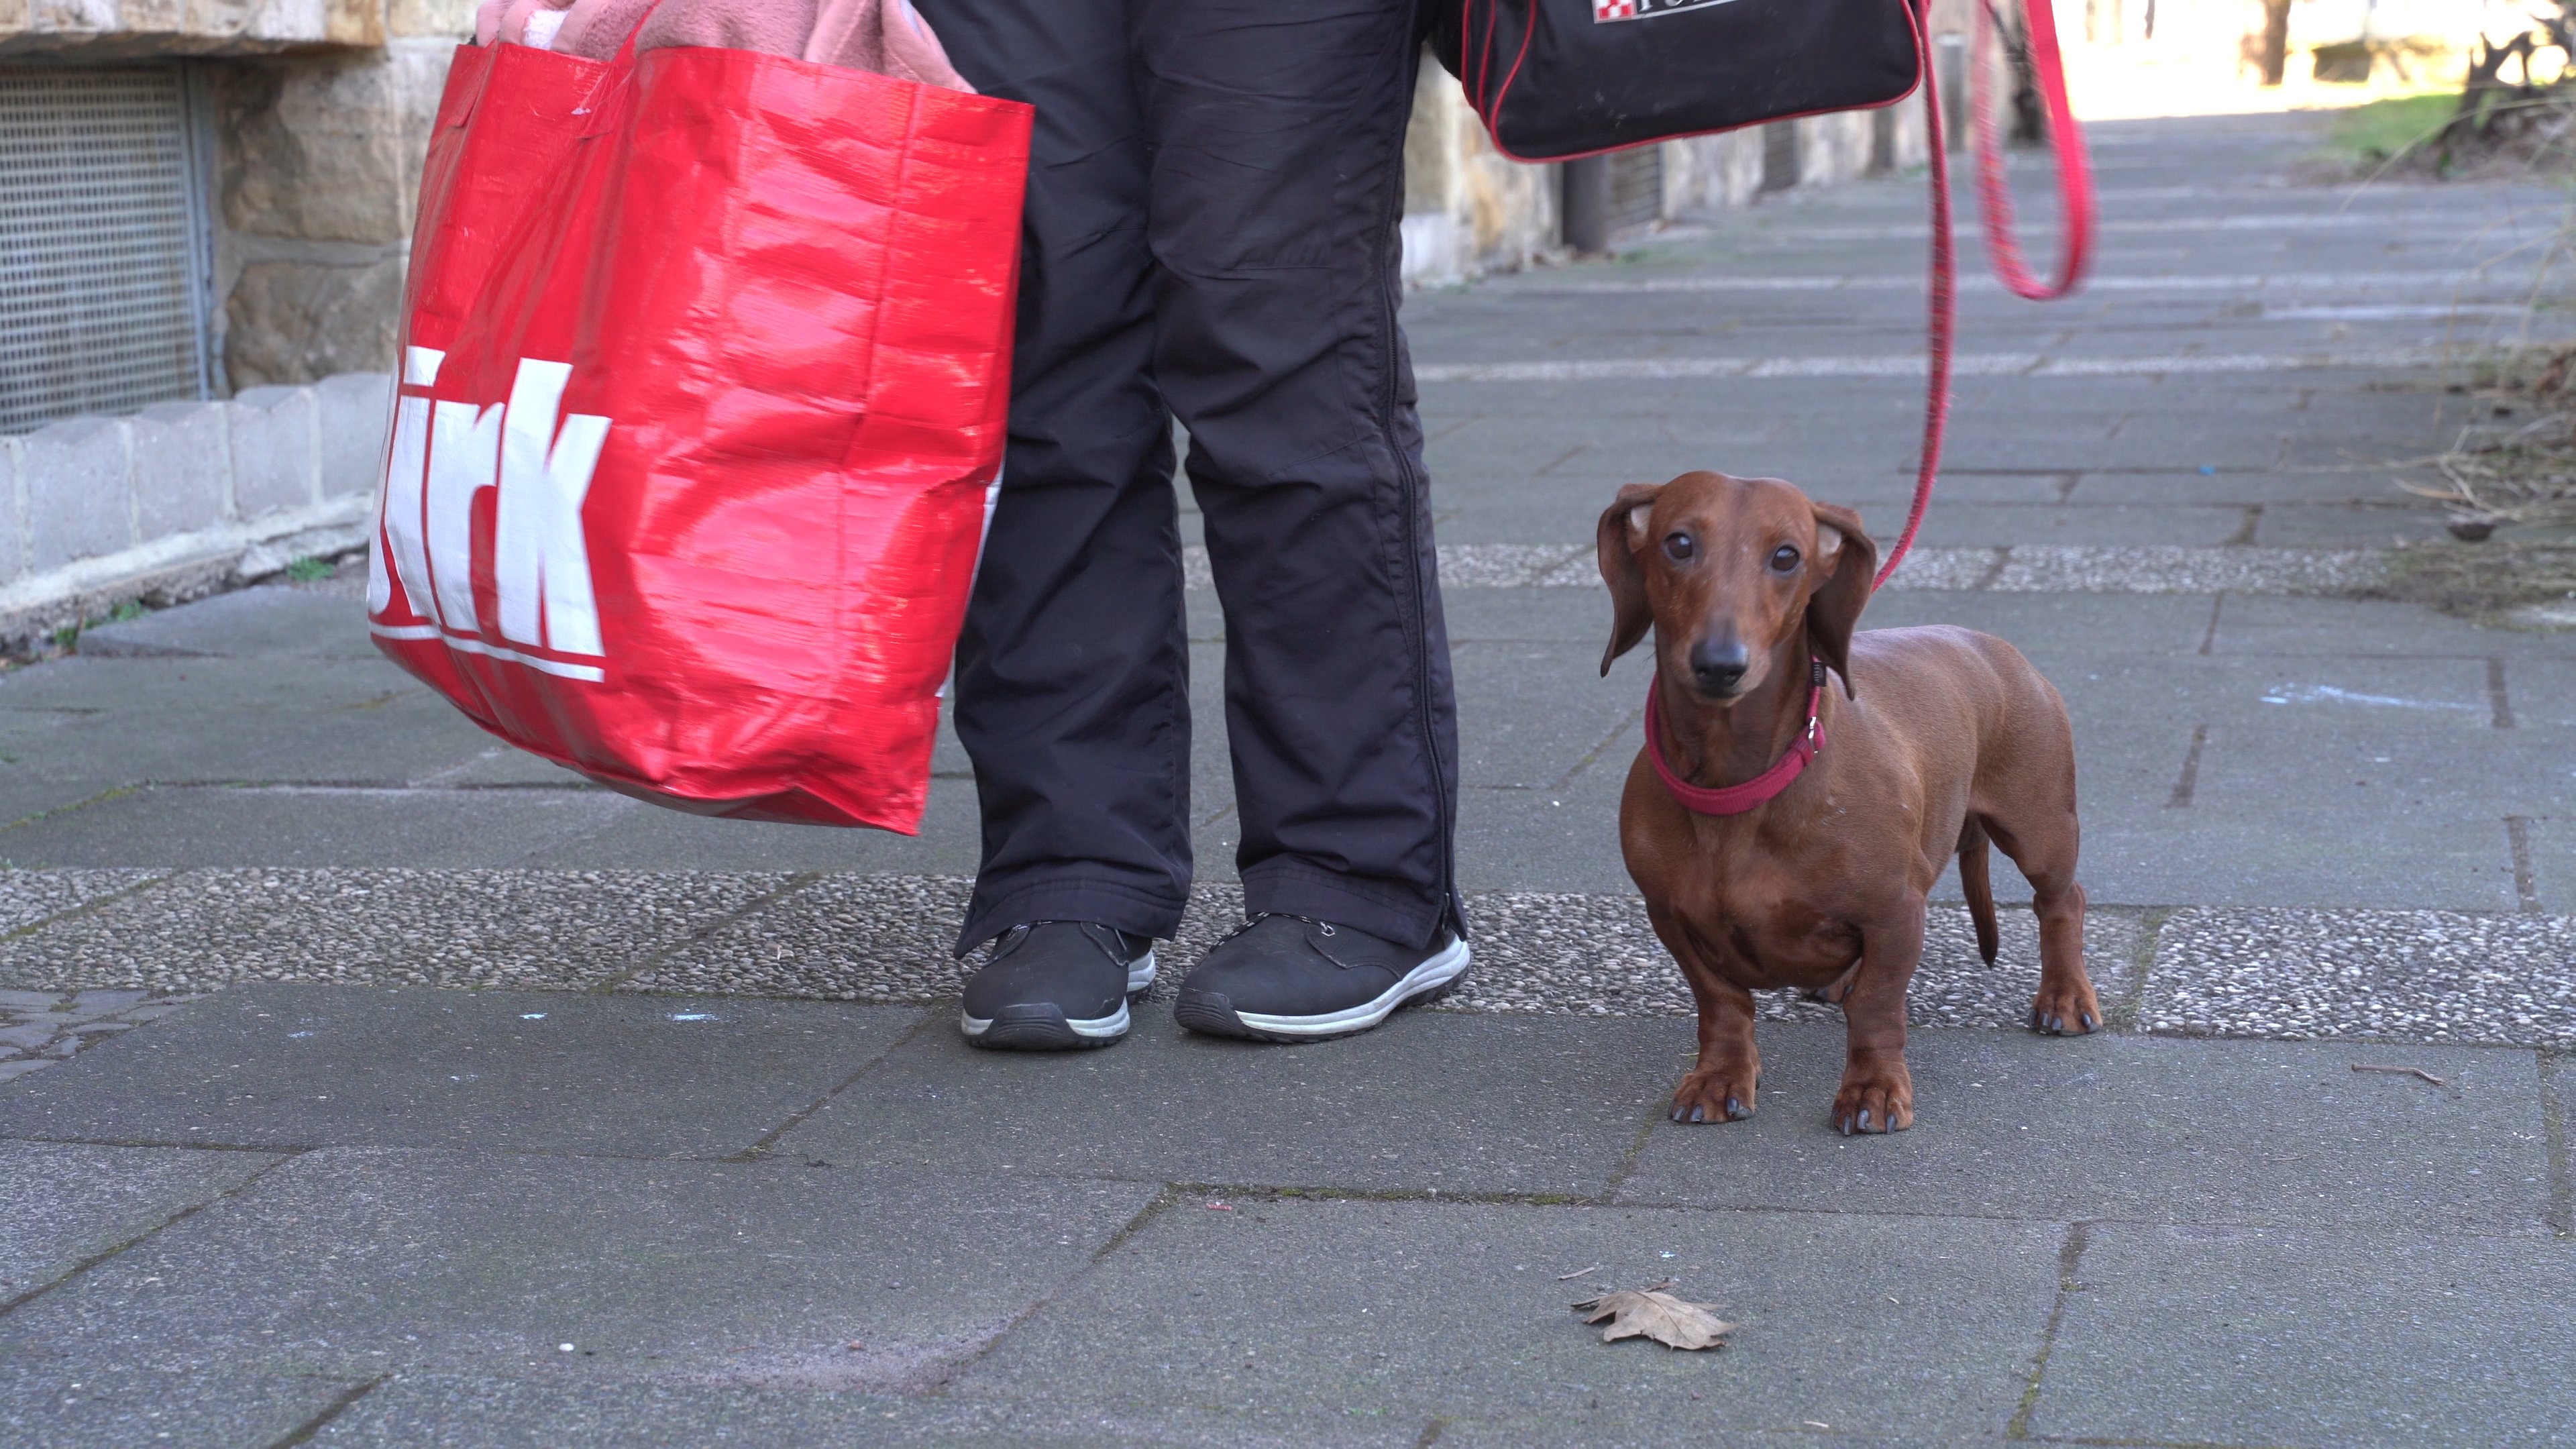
[370,623,607,682]
[1517,271,2559,297]
[1415,348,2465,384]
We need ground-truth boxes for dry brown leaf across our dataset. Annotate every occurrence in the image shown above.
[1570,1289,1736,1350]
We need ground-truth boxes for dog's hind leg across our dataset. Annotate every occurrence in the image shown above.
[1957,818,2000,965]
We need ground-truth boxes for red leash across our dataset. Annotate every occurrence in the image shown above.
[1876,0,2094,590]
[1972,0,2097,301]
[1652,0,2094,812]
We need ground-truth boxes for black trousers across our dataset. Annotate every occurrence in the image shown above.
[914,0,1462,955]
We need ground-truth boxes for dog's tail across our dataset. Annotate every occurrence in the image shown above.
[1957,818,2000,965]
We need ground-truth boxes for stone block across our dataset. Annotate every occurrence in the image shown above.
[0,437,24,585]
[30,0,113,30]
[219,49,448,245]
[388,0,474,36]
[127,400,229,539]
[225,258,404,388]
[315,371,390,498]
[227,384,319,517]
[21,416,132,573]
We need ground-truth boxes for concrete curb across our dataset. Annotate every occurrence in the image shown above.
[0,373,387,653]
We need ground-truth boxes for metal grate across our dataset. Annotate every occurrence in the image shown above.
[0,65,209,435]
[1607,146,1664,233]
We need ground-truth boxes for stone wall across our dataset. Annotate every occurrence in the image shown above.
[212,36,454,388]
[211,3,466,388]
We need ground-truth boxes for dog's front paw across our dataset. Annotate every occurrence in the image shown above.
[1669,1064,1758,1124]
[2029,975,2102,1036]
[1829,1069,1913,1135]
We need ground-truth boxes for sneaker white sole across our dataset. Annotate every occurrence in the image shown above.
[1229,938,1471,1038]
[959,951,1157,1040]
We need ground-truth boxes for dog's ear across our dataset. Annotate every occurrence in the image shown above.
[1805,501,1874,698]
[1597,482,1663,676]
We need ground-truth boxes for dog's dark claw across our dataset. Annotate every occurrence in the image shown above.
[1857,1108,1872,1132]
[1725,1096,1743,1119]
[1688,1104,1707,1123]
[2080,1012,2098,1032]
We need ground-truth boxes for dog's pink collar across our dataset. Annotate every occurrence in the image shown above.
[1643,661,1826,816]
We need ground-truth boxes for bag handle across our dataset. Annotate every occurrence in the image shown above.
[1970,0,2095,300]
[572,0,666,138]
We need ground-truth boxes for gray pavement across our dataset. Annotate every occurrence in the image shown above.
[1,111,2573,1446]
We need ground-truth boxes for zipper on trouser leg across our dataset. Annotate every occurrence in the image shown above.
[1371,34,1458,944]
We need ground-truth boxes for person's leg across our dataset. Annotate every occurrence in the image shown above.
[1131,0,1462,949]
[916,0,1196,961]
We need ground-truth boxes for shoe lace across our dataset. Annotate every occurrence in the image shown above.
[1216,912,1338,947]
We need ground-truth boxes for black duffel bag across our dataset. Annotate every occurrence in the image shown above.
[1429,0,1927,161]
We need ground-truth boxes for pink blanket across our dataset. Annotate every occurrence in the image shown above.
[474,0,971,93]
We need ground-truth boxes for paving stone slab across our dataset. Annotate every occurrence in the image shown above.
[949,1197,2062,1442]
[0,985,922,1157]
[1452,643,1645,790]
[1613,1026,2552,1232]
[2206,592,2571,659]
[74,587,372,660]
[780,1012,1670,1197]
[0,1360,360,1449]
[2144,907,2576,1045]
[0,1141,282,1301]
[0,782,133,834]
[0,659,500,786]
[0,786,636,870]
[0,1149,1157,1388]
[515,773,990,876]
[2029,1222,2576,1448]
[1860,588,2216,655]
[0,869,790,994]
[2077,804,2528,913]
[315,1375,1420,1448]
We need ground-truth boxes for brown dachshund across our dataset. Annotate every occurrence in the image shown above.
[1599,470,2098,1135]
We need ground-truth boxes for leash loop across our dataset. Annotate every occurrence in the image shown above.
[1971,0,2096,301]
[1878,0,2090,592]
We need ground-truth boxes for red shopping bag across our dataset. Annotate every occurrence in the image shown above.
[366,36,1031,832]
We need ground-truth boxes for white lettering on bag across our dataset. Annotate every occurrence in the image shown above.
[374,354,612,680]
[372,345,446,621]
[493,359,610,657]
[425,397,504,633]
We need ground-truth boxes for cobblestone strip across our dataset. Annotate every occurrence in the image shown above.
[1182,544,2389,595]
[8,869,2569,1045]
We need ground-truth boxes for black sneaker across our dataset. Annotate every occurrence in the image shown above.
[960,922,1157,1051]
[1173,914,1470,1043]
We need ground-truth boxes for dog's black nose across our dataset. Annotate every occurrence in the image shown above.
[1690,637,1750,695]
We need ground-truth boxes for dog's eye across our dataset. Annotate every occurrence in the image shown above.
[1769,544,1801,572]
[1663,533,1695,561]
